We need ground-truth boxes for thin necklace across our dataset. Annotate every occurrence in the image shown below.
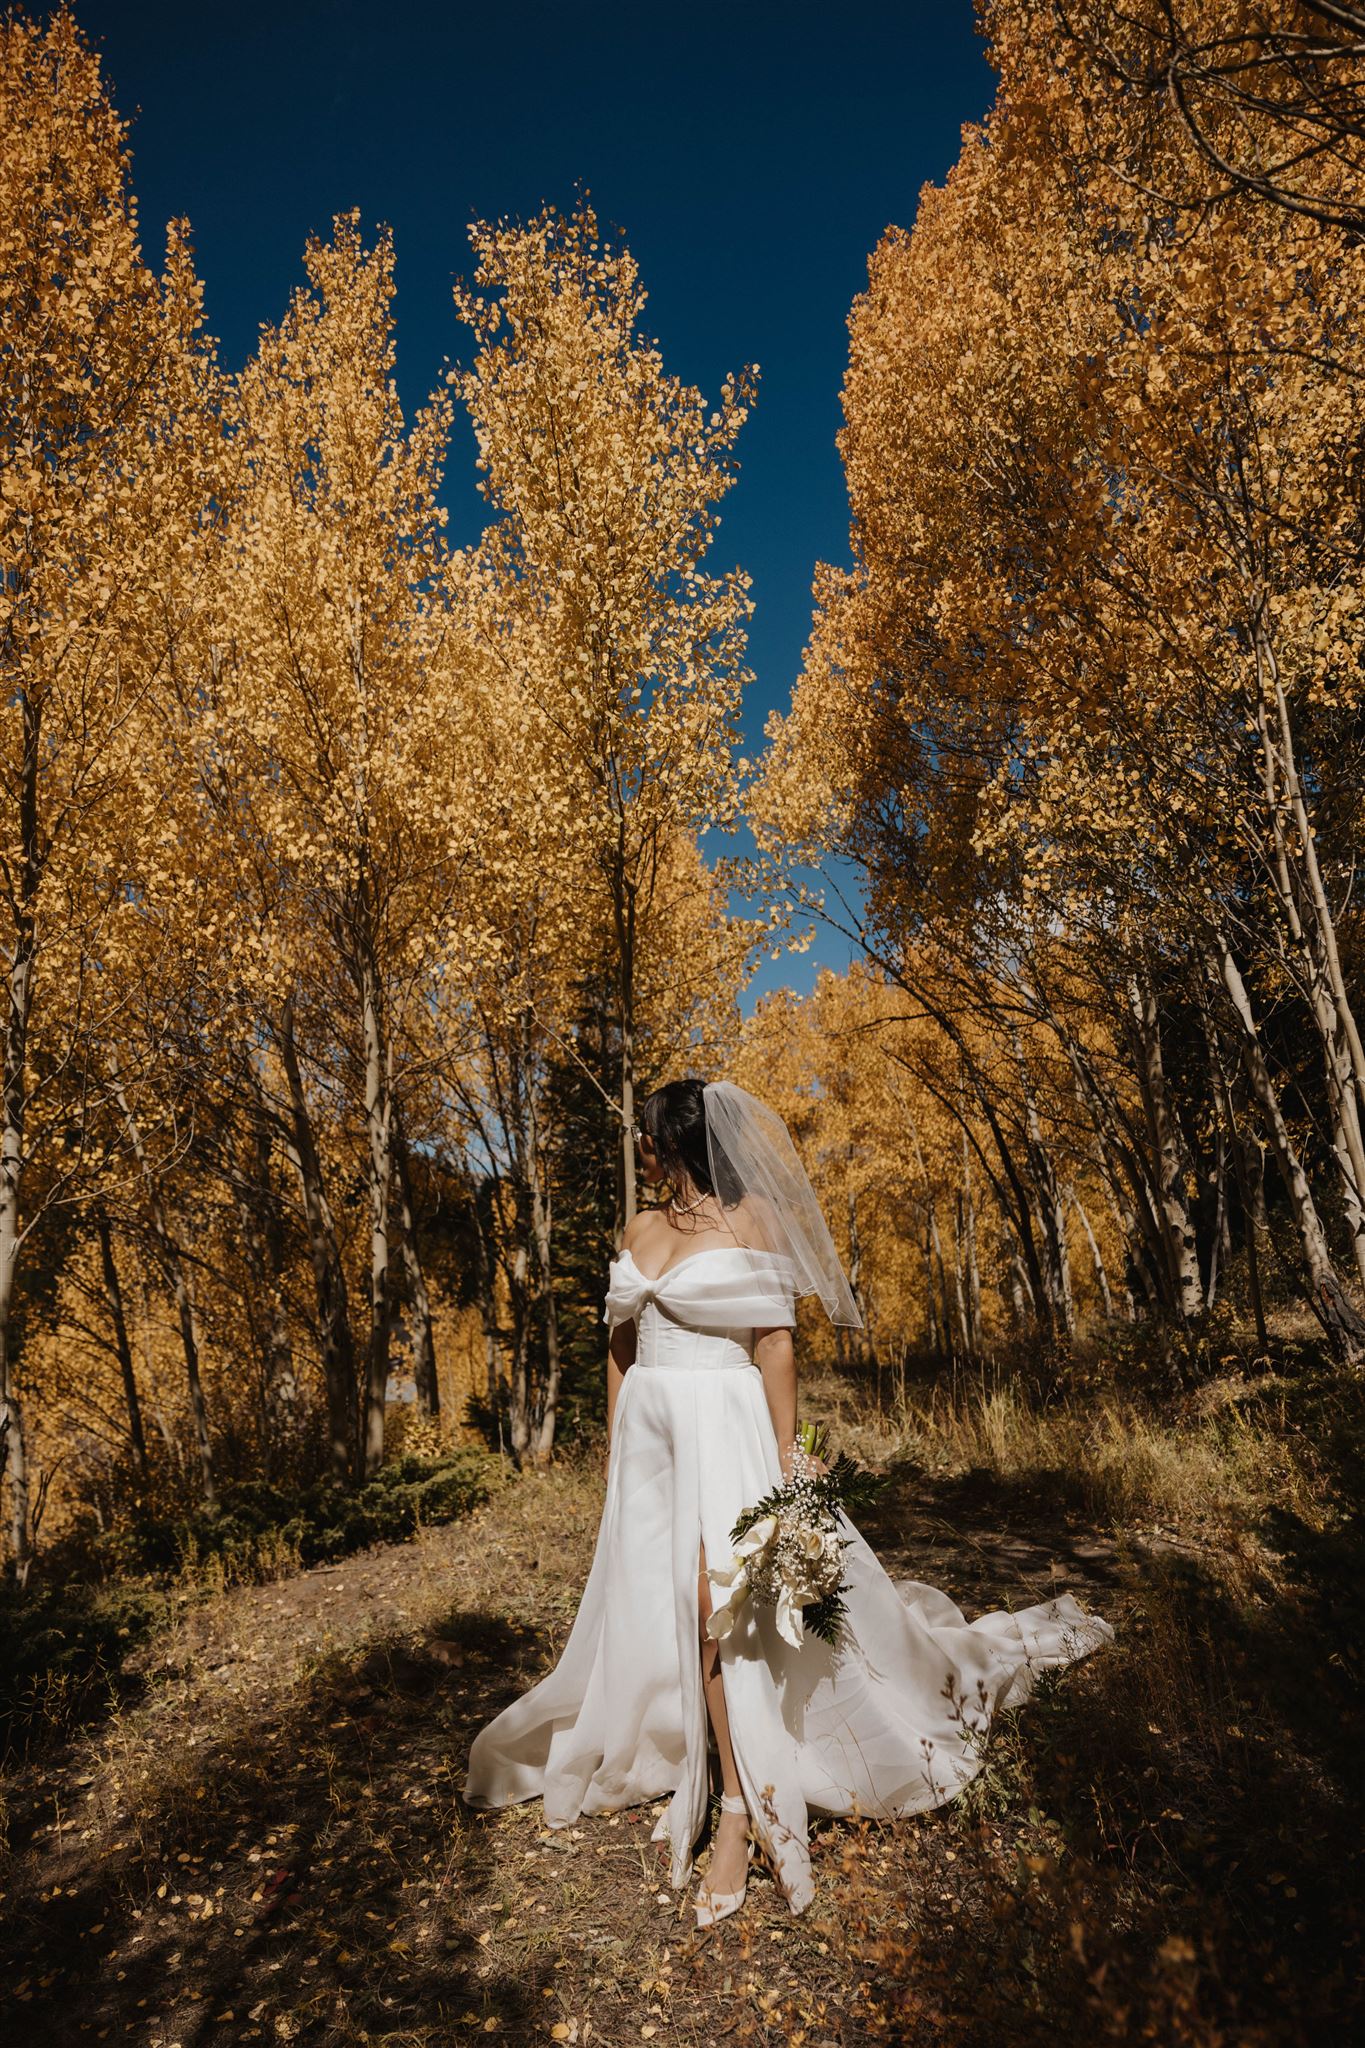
[669,1188,711,1218]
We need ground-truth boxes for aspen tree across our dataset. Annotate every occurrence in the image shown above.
[0,12,217,1571]
[454,200,756,1227]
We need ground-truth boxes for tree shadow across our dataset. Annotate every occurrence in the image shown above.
[833,1416,1365,2038]
[806,1534,1364,2046]
[1,1606,548,2046]
[855,1456,1133,1612]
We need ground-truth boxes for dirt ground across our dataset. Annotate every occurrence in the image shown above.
[0,1440,1222,2048]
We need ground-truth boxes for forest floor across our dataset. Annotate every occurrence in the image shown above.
[1,1365,1361,2048]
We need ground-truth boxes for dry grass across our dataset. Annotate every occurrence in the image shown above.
[821,1365,1328,1544]
[2,1363,1360,2046]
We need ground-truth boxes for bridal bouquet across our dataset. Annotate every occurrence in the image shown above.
[705,1421,885,1650]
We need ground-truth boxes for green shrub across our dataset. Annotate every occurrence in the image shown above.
[0,1578,160,1761]
[94,1450,497,1582]
[2,1451,496,1759]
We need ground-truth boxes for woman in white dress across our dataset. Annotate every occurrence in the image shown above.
[464,1078,1115,1925]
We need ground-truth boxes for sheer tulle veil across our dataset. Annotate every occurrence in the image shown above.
[702,1080,863,1328]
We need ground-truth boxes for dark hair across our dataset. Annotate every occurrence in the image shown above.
[639,1078,745,1206]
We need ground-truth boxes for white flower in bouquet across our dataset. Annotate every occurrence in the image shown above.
[705,1422,884,1650]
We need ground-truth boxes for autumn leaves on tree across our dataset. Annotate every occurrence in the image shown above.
[755,0,1365,1368]
[0,10,758,1570]
[5,2,1365,1582]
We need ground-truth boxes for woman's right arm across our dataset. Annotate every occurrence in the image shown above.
[606,1319,636,1446]
[606,1213,650,1447]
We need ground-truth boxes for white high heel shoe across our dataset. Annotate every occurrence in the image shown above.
[694,1792,754,1928]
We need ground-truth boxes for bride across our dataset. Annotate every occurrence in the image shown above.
[464,1077,1115,1925]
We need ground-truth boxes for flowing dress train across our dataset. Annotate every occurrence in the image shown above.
[463,1246,1115,1913]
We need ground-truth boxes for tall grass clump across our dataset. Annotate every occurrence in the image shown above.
[821,1366,1332,1544]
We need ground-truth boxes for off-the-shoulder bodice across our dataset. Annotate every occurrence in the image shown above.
[603,1245,796,1370]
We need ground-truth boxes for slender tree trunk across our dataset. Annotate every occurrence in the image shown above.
[159,1237,213,1505]
[1062,1036,1169,1317]
[1068,1186,1115,1322]
[1087,1147,1141,1319]
[1324,1049,1365,1292]
[0,681,40,1580]
[472,1195,502,1420]
[1205,1127,1228,1310]
[1007,1243,1033,1330]
[972,1084,1053,1332]
[240,1072,298,1463]
[927,1205,954,1358]
[951,1197,972,1357]
[109,1066,217,1510]
[1233,1123,1270,1354]
[0,1151,29,1580]
[95,1207,148,1475]
[922,1214,941,1352]
[1199,951,1269,1350]
[393,1110,439,1420]
[612,848,640,1232]
[1193,984,1234,1313]
[1127,970,1203,1320]
[172,1256,216,1509]
[1261,623,1365,1130]
[528,1175,560,1461]
[962,1132,983,1349]
[130,1254,182,1470]
[1214,935,1365,1362]
[883,977,1055,1328]
[1014,1034,1075,1337]
[1250,659,1365,1287]
[279,996,356,1482]
[507,1234,533,1466]
[357,946,394,1478]
[526,1056,562,1463]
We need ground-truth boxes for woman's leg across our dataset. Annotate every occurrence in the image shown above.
[697,1541,750,1894]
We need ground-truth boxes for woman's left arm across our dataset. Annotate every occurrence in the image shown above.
[755,1326,798,1477]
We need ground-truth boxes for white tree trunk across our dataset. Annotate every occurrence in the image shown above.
[1127,970,1203,1321]
[359,946,394,1479]
[1215,935,1365,1362]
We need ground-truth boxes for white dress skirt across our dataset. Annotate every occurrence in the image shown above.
[463,1246,1116,1913]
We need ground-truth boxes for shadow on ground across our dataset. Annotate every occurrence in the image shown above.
[857,1456,1135,1608]
[6,1408,1364,2046]
[826,1443,1365,2043]
[2,1608,545,2047]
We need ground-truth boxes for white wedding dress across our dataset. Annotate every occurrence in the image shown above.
[463,1246,1115,1913]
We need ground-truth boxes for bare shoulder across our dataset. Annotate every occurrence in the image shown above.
[621,1209,664,1255]
[729,1191,783,1254]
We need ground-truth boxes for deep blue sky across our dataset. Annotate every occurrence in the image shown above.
[73,0,993,1005]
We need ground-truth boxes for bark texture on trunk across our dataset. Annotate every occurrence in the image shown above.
[96,1207,148,1475]
[1127,971,1203,1322]
[528,1112,561,1463]
[358,945,394,1480]
[112,1074,217,1512]
[0,681,39,1579]
[393,1112,439,1420]
[1215,935,1365,1362]
[279,997,357,1482]
[1068,1186,1115,1322]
